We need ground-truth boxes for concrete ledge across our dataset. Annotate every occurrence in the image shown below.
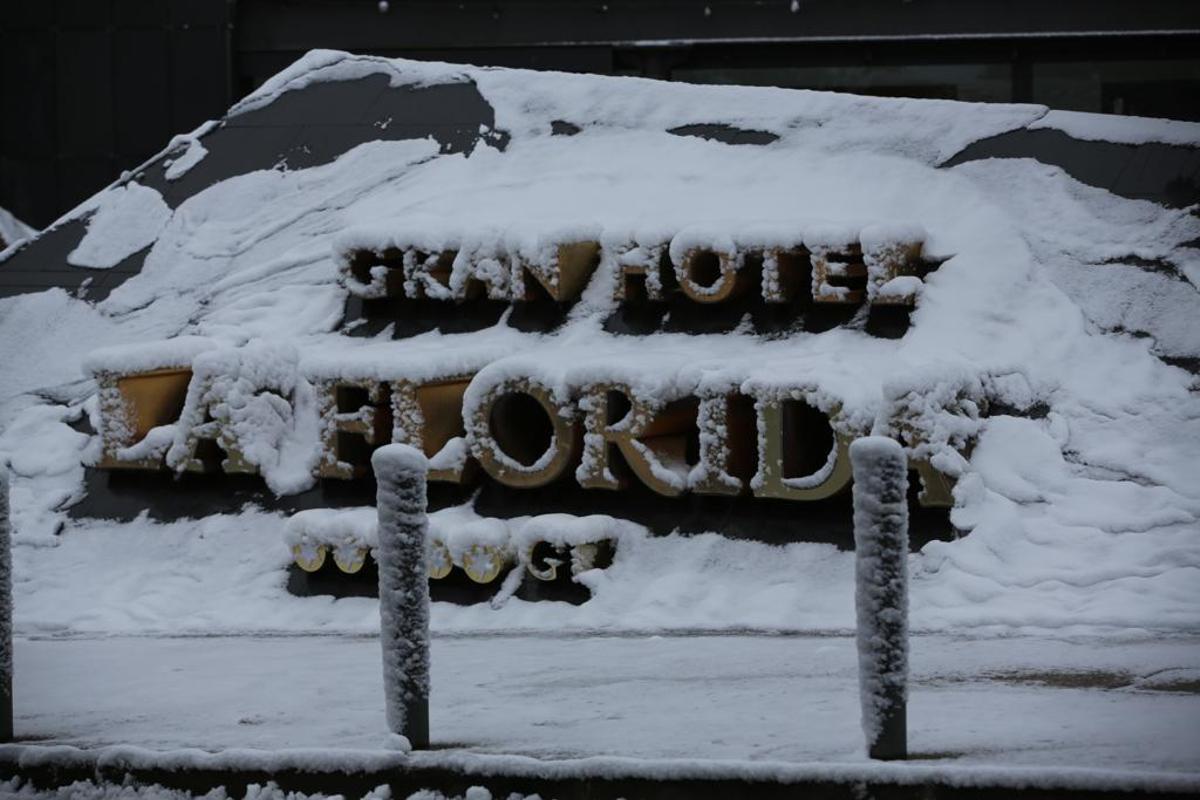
[1,744,1197,800]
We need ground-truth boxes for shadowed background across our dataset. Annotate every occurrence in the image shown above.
[2,0,1199,230]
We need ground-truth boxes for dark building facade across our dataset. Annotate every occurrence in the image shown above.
[3,0,1199,230]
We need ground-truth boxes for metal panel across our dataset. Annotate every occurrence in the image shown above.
[2,31,57,158]
[171,27,232,134]
[113,0,169,27]
[114,29,172,160]
[0,1,233,230]
[55,0,112,28]
[55,31,115,156]
[170,0,233,27]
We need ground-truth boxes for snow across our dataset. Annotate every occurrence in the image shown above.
[163,342,321,495]
[10,499,1197,638]
[163,137,209,181]
[0,289,175,417]
[66,183,172,269]
[285,506,381,552]
[0,779,520,800]
[234,51,1046,165]
[284,505,637,587]
[0,207,35,250]
[0,401,92,546]
[83,338,216,377]
[1029,109,1200,146]
[949,157,1200,358]
[8,633,1200,778]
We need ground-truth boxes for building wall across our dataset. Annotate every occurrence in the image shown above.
[0,0,233,229]
[2,0,1198,229]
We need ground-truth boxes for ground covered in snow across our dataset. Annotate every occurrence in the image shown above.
[10,504,1198,637]
[12,632,1200,774]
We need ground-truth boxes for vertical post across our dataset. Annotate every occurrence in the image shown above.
[372,444,431,750]
[0,466,12,742]
[850,436,908,761]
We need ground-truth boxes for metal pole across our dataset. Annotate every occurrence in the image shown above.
[372,444,431,750]
[0,466,12,742]
[850,436,909,761]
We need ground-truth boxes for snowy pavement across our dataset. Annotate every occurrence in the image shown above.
[13,633,1200,774]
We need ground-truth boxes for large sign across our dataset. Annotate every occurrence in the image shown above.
[87,226,956,520]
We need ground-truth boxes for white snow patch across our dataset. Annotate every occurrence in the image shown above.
[0,206,35,250]
[67,183,172,269]
[0,778,525,800]
[1029,109,1200,147]
[163,137,209,180]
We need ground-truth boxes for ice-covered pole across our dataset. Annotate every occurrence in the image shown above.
[372,444,431,750]
[850,436,908,761]
[0,466,12,742]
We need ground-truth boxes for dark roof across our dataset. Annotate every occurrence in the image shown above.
[2,64,1197,302]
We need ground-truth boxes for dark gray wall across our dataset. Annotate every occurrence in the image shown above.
[0,0,233,229]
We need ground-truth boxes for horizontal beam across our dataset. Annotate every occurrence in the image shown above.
[235,0,1200,52]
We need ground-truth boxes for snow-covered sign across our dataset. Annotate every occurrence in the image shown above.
[0,52,1197,629]
[84,222,958,511]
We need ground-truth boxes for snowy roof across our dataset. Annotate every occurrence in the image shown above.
[0,51,1198,633]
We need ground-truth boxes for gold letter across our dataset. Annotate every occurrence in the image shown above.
[690,392,757,496]
[512,241,601,303]
[467,376,580,488]
[390,376,475,484]
[576,383,696,497]
[674,247,746,304]
[316,379,389,479]
[751,391,852,501]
